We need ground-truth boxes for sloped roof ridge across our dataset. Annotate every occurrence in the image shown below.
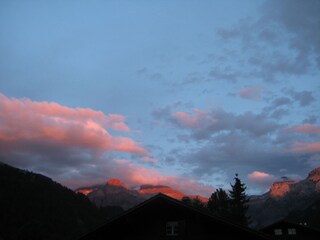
[79,193,271,239]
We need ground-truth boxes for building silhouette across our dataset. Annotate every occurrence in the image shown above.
[80,193,271,240]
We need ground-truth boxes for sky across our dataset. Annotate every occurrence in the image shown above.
[0,0,319,196]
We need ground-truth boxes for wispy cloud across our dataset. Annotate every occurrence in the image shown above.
[140,156,158,163]
[287,124,320,134]
[157,106,280,139]
[173,109,217,129]
[290,142,320,153]
[284,89,315,107]
[239,86,262,100]
[215,0,320,82]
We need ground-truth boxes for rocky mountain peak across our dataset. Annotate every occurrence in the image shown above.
[106,178,129,189]
[307,167,320,181]
[269,180,296,198]
[249,167,320,228]
[76,188,97,196]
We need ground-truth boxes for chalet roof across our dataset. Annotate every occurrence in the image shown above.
[80,193,272,239]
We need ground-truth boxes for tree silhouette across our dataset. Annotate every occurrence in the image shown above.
[207,188,231,219]
[181,196,205,209]
[229,173,250,226]
[181,196,192,205]
[192,196,205,209]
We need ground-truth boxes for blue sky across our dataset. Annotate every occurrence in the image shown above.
[1,0,319,195]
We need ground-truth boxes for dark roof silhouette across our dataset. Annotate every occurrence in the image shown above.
[80,193,272,239]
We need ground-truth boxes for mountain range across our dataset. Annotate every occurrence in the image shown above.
[75,167,320,230]
[76,167,320,229]
[1,161,319,240]
[249,167,320,229]
[76,178,207,210]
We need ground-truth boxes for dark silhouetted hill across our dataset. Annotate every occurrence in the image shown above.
[0,162,122,240]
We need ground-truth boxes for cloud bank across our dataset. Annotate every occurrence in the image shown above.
[0,93,212,196]
[0,93,147,154]
[153,104,320,194]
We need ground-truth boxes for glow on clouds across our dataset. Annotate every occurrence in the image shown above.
[173,108,217,129]
[0,93,147,154]
[287,123,320,153]
[290,142,320,153]
[114,159,214,196]
[248,171,277,184]
[0,93,212,196]
[288,124,320,134]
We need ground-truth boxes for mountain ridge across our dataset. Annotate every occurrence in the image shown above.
[76,178,208,209]
[249,167,320,228]
[76,167,320,212]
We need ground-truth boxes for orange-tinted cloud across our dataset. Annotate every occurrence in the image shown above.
[290,141,320,152]
[0,93,147,154]
[287,123,320,134]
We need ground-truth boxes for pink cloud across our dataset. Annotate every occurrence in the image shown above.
[290,141,320,152]
[248,171,277,184]
[103,114,130,131]
[239,86,262,100]
[0,93,146,155]
[173,108,217,129]
[0,93,130,131]
[112,137,148,155]
[287,123,320,134]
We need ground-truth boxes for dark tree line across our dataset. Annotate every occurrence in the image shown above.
[181,196,206,209]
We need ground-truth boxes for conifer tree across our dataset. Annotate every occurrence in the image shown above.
[229,173,250,226]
